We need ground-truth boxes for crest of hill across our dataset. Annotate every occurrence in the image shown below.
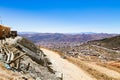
[91,35,120,50]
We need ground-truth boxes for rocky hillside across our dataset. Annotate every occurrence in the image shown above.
[0,36,60,80]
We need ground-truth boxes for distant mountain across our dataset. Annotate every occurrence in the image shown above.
[18,32,39,34]
[19,33,119,43]
[18,32,98,35]
[80,32,96,34]
[90,35,120,50]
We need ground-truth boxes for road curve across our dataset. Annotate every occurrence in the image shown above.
[41,48,96,80]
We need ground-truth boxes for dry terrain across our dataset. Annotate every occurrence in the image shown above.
[0,62,32,80]
[42,48,120,80]
[42,48,96,80]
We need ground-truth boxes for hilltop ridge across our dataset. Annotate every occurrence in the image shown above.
[90,35,120,50]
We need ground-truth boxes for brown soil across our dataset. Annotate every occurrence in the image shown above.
[0,62,32,80]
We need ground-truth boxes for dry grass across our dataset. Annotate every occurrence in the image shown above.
[97,62,120,73]
[67,57,120,80]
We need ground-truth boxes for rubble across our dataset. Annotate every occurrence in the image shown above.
[0,36,60,80]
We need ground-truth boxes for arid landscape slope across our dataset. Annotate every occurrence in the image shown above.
[39,35,120,80]
[0,33,119,80]
[90,35,120,50]
[41,48,120,80]
[41,48,96,80]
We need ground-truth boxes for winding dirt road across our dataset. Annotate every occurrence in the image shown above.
[41,48,96,80]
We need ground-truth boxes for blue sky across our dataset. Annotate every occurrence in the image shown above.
[0,0,120,33]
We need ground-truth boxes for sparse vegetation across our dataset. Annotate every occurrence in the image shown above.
[91,35,120,50]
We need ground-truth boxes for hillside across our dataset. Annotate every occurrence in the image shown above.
[18,32,120,80]
[38,34,120,80]
[0,36,60,80]
[90,35,120,50]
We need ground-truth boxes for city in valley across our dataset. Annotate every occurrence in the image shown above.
[0,0,120,80]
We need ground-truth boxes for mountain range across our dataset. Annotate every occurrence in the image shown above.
[19,32,119,43]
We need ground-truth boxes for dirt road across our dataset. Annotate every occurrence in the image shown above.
[41,48,96,80]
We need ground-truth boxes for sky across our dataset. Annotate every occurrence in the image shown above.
[0,0,120,33]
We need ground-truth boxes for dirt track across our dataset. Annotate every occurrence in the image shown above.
[42,48,96,80]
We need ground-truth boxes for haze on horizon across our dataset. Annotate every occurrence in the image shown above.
[0,0,120,34]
